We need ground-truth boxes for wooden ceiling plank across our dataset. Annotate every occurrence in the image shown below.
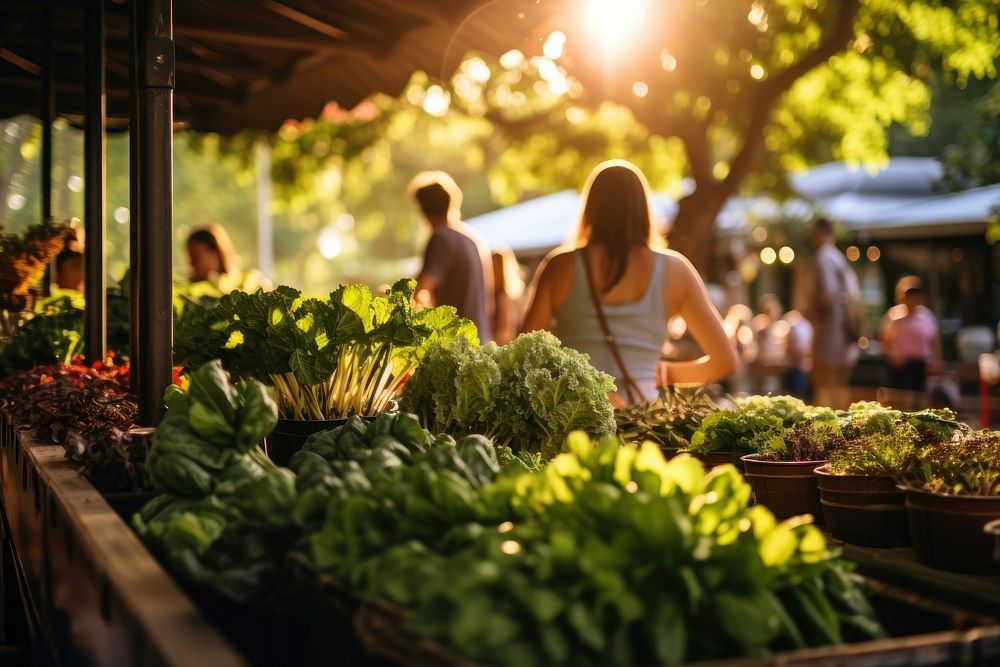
[260,0,349,40]
[0,48,40,76]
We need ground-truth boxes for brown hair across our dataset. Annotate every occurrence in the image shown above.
[576,160,656,290]
[187,224,236,275]
[408,171,462,219]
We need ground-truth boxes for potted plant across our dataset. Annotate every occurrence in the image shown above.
[742,421,844,522]
[814,404,964,547]
[900,430,1000,574]
[0,219,72,338]
[174,279,475,465]
[688,395,835,470]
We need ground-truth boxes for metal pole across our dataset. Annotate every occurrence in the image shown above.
[40,0,55,296]
[128,0,141,395]
[40,0,54,224]
[84,0,107,363]
[131,0,174,425]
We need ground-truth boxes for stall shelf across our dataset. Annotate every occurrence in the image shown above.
[0,413,247,667]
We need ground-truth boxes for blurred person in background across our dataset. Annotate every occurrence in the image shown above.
[491,246,525,345]
[410,171,494,342]
[880,276,940,394]
[751,294,788,395]
[55,250,84,292]
[783,309,813,398]
[795,217,862,409]
[521,160,736,406]
[187,224,238,284]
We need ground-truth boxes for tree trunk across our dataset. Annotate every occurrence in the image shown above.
[668,187,729,270]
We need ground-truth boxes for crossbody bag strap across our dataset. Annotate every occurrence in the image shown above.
[580,249,643,404]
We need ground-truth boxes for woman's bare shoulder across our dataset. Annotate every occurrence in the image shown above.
[653,247,698,278]
[540,246,578,276]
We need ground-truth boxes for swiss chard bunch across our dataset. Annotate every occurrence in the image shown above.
[174,279,476,420]
[690,395,837,456]
[401,331,616,459]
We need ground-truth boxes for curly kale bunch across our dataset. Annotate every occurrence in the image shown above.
[402,331,615,459]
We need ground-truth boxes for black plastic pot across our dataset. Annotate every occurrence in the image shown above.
[814,464,908,547]
[985,519,1000,566]
[742,454,827,522]
[264,418,350,467]
[904,486,1000,574]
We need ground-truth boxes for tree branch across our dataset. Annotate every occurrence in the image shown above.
[721,0,861,198]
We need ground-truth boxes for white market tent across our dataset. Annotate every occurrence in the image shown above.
[467,190,678,257]
[789,158,1000,239]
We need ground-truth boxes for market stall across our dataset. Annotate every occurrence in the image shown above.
[1,1,999,666]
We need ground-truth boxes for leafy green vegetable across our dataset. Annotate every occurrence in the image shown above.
[615,386,718,451]
[689,395,836,457]
[906,430,1000,496]
[327,434,883,666]
[401,331,616,459]
[174,279,477,419]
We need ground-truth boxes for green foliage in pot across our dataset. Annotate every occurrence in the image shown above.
[400,330,616,459]
[689,395,837,456]
[174,279,476,420]
[828,403,965,477]
[907,430,1000,496]
[756,421,846,462]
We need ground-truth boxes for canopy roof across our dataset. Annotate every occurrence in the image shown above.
[467,189,677,258]
[0,0,557,133]
[791,158,999,239]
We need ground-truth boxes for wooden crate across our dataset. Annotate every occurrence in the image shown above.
[0,416,247,667]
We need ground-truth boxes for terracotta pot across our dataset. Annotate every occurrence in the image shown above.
[741,454,827,522]
[814,465,908,547]
[904,486,1000,574]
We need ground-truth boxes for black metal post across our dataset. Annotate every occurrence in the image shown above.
[84,0,106,363]
[40,0,53,224]
[128,0,141,395]
[40,0,55,297]
[130,0,174,425]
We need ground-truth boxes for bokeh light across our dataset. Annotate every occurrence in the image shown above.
[846,245,861,261]
[866,245,881,261]
[586,0,648,53]
[778,246,795,264]
[760,247,777,265]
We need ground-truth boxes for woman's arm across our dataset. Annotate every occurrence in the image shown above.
[659,252,738,385]
[520,250,575,333]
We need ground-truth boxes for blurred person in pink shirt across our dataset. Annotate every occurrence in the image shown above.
[880,276,941,392]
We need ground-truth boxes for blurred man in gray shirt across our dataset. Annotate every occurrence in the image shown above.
[409,171,494,342]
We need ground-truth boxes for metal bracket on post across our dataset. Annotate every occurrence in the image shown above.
[141,38,175,89]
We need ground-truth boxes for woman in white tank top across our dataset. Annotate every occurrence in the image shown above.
[521,160,737,406]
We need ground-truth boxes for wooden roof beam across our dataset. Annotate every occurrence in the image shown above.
[0,48,40,76]
[260,1,349,40]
